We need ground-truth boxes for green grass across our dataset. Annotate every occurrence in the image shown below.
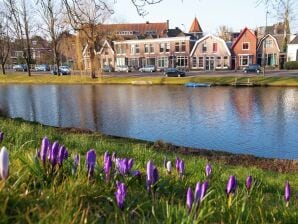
[1,73,298,86]
[0,117,297,223]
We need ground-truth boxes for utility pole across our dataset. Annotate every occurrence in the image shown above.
[181,24,187,71]
[263,10,269,76]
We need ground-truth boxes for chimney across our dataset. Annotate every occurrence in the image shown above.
[146,21,149,24]
[166,20,169,29]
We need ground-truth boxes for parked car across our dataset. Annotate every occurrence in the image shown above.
[52,66,71,75]
[102,65,113,72]
[139,65,156,72]
[115,65,132,73]
[12,64,28,72]
[243,64,261,74]
[164,68,186,77]
[35,64,50,72]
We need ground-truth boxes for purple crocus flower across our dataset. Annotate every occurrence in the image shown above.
[146,160,154,191]
[179,160,185,176]
[104,151,109,163]
[0,146,9,180]
[152,166,159,185]
[246,176,253,191]
[186,187,193,213]
[86,149,96,178]
[115,181,126,210]
[40,137,50,165]
[104,153,112,181]
[194,182,201,202]
[116,158,130,175]
[200,181,208,202]
[205,163,212,177]
[50,141,59,168]
[226,175,237,195]
[0,131,4,143]
[128,159,134,171]
[285,180,291,206]
[58,145,66,166]
[175,157,180,172]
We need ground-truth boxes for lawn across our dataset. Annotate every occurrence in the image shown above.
[0,73,298,86]
[0,117,297,223]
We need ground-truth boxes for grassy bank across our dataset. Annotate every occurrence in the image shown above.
[0,117,297,223]
[1,73,298,86]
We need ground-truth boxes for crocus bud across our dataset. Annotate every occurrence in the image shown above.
[226,175,237,195]
[175,157,180,172]
[166,161,172,173]
[40,137,50,165]
[50,141,59,168]
[285,181,291,207]
[115,181,126,210]
[200,181,208,202]
[194,182,201,202]
[0,146,9,180]
[0,131,4,143]
[86,149,96,178]
[58,145,66,166]
[152,166,159,185]
[104,154,112,181]
[246,176,252,192]
[186,187,193,213]
[205,163,212,177]
[146,160,153,191]
[179,160,185,176]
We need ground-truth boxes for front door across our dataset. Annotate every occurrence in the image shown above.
[205,57,215,70]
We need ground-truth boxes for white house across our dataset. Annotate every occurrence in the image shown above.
[287,35,298,61]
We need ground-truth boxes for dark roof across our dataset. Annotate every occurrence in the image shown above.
[165,28,184,37]
[290,35,298,44]
[189,17,203,33]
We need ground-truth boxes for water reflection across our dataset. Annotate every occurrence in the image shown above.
[0,84,297,159]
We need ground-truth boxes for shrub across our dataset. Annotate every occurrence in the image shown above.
[284,61,298,70]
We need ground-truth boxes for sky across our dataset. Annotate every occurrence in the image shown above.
[111,0,298,34]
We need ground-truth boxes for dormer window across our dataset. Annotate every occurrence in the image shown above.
[242,42,249,50]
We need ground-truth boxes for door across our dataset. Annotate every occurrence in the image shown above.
[205,57,215,70]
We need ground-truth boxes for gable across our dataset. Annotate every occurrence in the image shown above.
[257,34,280,52]
[231,28,256,50]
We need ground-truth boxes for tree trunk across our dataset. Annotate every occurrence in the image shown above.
[1,63,6,75]
[89,43,96,79]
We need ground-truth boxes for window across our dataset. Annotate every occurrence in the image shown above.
[213,43,218,52]
[242,42,249,50]
[176,56,188,66]
[181,42,186,52]
[175,42,180,52]
[166,43,170,52]
[202,44,207,53]
[131,44,140,54]
[198,57,204,67]
[150,44,154,53]
[145,44,150,53]
[116,45,121,54]
[224,56,229,67]
[192,57,197,68]
[265,39,273,48]
[240,55,249,66]
[135,44,140,54]
[159,43,165,53]
[157,57,168,68]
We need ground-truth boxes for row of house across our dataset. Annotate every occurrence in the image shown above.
[81,18,298,71]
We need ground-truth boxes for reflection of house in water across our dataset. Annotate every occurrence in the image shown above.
[230,88,255,122]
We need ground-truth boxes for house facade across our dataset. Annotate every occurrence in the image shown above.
[287,35,298,61]
[190,34,231,70]
[113,35,195,71]
[257,34,281,68]
[231,28,257,69]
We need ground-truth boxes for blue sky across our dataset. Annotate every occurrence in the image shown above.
[112,0,298,34]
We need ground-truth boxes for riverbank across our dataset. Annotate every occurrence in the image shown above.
[0,116,297,222]
[1,73,298,86]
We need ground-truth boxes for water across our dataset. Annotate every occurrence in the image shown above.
[0,84,297,159]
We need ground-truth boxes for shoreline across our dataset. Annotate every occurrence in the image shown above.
[7,117,298,173]
[0,74,298,86]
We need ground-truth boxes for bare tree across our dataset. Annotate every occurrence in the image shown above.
[217,25,233,41]
[0,6,11,75]
[36,0,64,75]
[129,0,163,16]
[5,0,35,76]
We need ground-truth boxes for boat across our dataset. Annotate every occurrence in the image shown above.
[185,82,212,87]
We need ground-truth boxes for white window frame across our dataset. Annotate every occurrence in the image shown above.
[242,42,250,50]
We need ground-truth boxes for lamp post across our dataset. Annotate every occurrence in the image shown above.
[263,10,269,76]
[181,24,187,71]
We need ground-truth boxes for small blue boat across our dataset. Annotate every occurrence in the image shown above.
[185,82,212,87]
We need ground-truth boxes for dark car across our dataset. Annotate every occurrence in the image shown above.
[243,64,261,74]
[164,68,186,77]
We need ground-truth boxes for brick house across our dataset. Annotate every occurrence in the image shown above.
[231,27,257,69]
[190,34,231,70]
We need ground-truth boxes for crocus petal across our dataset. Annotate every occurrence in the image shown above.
[40,137,50,165]
[200,181,208,201]
[179,160,185,175]
[194,182,201,202]
[285,181,291,202]
[226,175,237,195]
[0,131,4,143]
[205,163,212,177]
[186,187,193,212]
[166,161,172,173]
[246,176,252,191]
[0,146,9,180]
[50,141,59,167]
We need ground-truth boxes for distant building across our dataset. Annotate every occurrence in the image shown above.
[287,35,298,61]
[188,17,203,40]
[190,34,231,70]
